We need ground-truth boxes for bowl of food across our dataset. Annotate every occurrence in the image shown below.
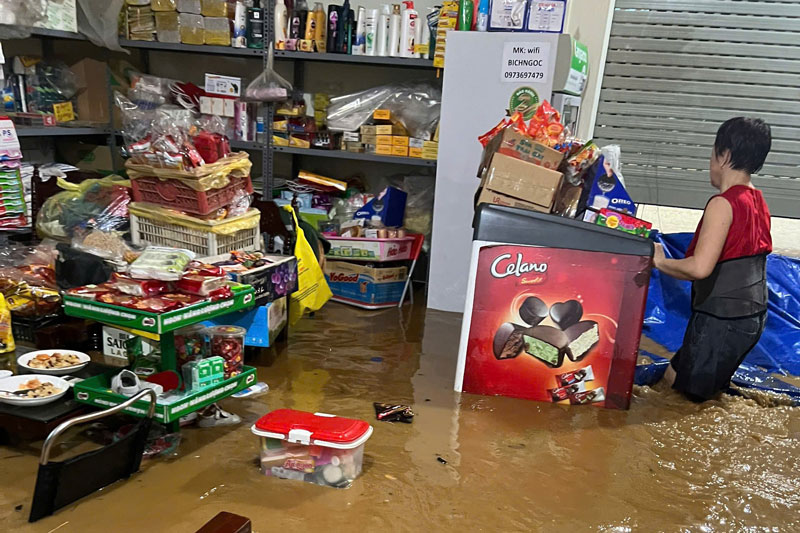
[17,350,90,375]
[0,375,71,406]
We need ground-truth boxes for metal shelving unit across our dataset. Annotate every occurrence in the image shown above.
[274,146,437,167]
[275,50,435,69]
[16,126,112,137]
[13,21,440,199]
[119,39,264,57]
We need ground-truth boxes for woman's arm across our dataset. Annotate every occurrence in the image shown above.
[653,196,733,281]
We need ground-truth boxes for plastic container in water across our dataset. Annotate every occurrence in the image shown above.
[206,325,245,378]
[251,409,373,488]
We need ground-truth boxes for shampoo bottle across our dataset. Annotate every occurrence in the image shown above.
[376,4,390,56]
[274,0,288,49]
[246,0,264,49]
[327,5,340,53]
[458,0,473,31]
[304,1,317,41]
[476,0,488,31]
[353,5,366,55]
[364,8,378,56]
[399,1,418,58]
[388,4,401,57]
[313,2,327,52]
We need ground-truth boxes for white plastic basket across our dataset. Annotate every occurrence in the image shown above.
[130,212,261,256]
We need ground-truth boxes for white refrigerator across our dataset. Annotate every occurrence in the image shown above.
[428,31,563,313]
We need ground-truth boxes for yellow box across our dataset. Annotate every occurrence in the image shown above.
[392,145,409,157]
[373,109,392,121]
[376,135,393,146]
[409,147,423,158]
[360,125,377,135]
[361,134,377,145]
[422,148,438,160]
[423,140,439,150]
[375,144,393,155]
[375,124,406,135]
[392,136,409,147]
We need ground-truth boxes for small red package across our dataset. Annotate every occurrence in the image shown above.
[131,297,182,313]
[98,293,138,307]
[112,273,169,297]
[161,292,205,307]
[66,285,110,301]
[207,286,233,301]
[176,274,227,296]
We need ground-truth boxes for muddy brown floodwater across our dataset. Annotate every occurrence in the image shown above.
[2,303,799,532]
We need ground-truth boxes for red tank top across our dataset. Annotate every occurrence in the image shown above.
[686,185,772,261]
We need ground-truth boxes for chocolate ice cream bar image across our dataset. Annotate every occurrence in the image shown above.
[548,382,586,402]
[568,387,605,405]
[555,366,595,387]
[564,321,599,362]
[522,325,569,368]
[493,322,526,360]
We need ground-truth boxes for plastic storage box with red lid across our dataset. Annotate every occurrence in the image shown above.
[251,409,373,488]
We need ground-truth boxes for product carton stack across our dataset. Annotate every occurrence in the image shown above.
[476,126,566,214]
[356,110,438,160]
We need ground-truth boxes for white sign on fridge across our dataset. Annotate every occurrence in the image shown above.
[501,42,551,83]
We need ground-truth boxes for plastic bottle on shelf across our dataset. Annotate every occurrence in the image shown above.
[313,2,327,52]
[365,8,378,56]
[476,0,489,31]
[458,0,473,31]
[274,0,288,49]
[327,5,339,53]
[297,0,309,39]
[353,6,366,55]
[399,1,418,58]
[232,1,247,48]
[376,4,390,56]
[246,0,264,49]
[388,4,401,57]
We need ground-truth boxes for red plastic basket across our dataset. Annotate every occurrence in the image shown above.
[130,175,254,216]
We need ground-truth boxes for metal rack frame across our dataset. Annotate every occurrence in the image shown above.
[13,23,440,199]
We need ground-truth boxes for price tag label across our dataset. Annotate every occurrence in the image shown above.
[53,101,75,123]
[501,42,551,83]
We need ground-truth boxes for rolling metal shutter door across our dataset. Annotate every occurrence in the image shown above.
[594,0,800,218]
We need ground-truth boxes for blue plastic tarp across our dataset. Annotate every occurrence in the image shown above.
[643,233,800,376]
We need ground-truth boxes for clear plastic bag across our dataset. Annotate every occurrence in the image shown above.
[600,145,626,188]
[77,0,128,53]
[0,0,47,38]
[327,83,441,140]
[245,47,293,102]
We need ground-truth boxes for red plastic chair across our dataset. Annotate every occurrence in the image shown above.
[398,234,425,307]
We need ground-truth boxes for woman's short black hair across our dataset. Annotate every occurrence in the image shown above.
[714,117,772,174]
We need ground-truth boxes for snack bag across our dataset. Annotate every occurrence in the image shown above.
[527,100,564,147]
[284,206,332,325]
[0,294,15,354]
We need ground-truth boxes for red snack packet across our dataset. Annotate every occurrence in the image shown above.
[527,101,565,146]
[207,286,233,301]
[161,292,205,307]
[176,274,227,296]
[112,273,169,297]
[98,292,138,307]
[66,285,110,301]
[131,297,182,313]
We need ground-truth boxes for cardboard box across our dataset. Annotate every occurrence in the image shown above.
[342,131,360,142]
[376,135,393,146]
[392,135,409,147]
[375,124,406,135]
[392,145,409,157]
[325,261,408,308]
[361,134,377,145]
[205,73,242,97]
[479,128,564,177]
[57,140,121,174]
[373,109,392,121]
[360,125,377,136]
[423,140,438,150]
[70,58,110,123]
[481,152,563,211]
[409,146,423,158]
[375,144,392,155]
[476,187,549,213]
[409,138,425,149]
[421,147,438,160]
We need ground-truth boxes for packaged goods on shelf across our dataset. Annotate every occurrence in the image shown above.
[203,16,230,45]
[201,0,227,17]
[177,0,202,14]
[433,2,459,68]
[152,0,178,11]
[127,5,157,41]
[179,13,204,44]
[325,261,408,308]
[155,11,181,43]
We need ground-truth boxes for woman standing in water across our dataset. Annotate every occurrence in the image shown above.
[653,117,773,402]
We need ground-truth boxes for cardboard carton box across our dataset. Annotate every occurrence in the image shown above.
[392,145,409,156]
[373,109,392,121]
[481,152,563,212]
[409,146,422,158]
[392,135,409,147]
[478,128,564,179]
[375,124,407,135]
[376,134,393,146]
[70,58,110,123]
[476,187,549,213]
[374,144,392,155]
[360,125,377,136]
[325,261,408,307]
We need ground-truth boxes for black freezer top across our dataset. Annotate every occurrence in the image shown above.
[473,205,654,257]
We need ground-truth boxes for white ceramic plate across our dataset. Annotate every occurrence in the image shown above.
[17,349,90,376]
[0,374,71,406]
[0,370,11,379]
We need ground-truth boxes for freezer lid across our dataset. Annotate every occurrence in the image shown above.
[473,204,654,257]
[252,409,372,447]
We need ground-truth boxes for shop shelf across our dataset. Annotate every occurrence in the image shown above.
[63,285,256,334]
[73,366,258,424]
[15,126,112,136]
[275,50,435,69]
[273,146,437,167]
[1,26,85,40]
[229,139,265,151]
[119,39,264,57]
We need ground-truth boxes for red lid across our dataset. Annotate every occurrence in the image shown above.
[252,409,372,448]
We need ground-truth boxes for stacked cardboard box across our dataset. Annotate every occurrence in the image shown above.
[476,128,566,214]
